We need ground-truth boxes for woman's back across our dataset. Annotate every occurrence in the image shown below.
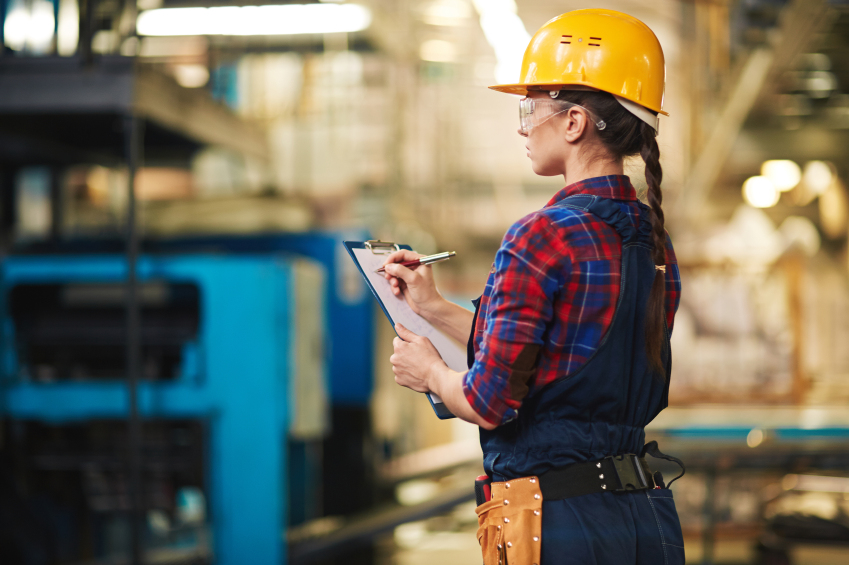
[465,176,681,441]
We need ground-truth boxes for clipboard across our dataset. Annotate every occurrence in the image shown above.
[343,240,465,420]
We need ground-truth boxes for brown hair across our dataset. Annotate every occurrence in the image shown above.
[554,90,667,374]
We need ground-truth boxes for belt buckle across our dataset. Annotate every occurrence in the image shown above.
[605,454,649,492]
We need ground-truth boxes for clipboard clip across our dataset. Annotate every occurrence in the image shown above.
[365,240,400,254]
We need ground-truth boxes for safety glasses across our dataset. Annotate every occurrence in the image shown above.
[519,97,607,136]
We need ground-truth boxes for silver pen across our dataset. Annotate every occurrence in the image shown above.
[375,251,456,274]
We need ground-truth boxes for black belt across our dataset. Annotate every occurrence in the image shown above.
[538,453,654,500]
[538,442,685,500]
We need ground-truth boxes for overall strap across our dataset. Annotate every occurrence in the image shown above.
[550,193,597,212]
[467,296,482,369]
[550,194,640,244]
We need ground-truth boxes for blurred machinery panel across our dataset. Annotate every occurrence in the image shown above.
[290,260,328,439]
[1,419,207,560]
[0,252,329,564]
[6,282,199,382]
[151,229,374,407]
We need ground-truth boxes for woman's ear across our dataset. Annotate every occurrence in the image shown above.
[563,107,590,143]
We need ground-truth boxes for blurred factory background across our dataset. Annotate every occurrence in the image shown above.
[2,0,849,564]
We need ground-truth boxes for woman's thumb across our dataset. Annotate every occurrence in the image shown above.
[395,323,415,341]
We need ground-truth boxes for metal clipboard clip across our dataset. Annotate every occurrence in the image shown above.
[365,240,400,254]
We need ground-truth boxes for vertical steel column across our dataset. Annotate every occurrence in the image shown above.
[50,166,64,242]
[0,168,17,249]
[124,114,143,565]
[79,0,94,65]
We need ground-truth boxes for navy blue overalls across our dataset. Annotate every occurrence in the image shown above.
[469,195,685,565]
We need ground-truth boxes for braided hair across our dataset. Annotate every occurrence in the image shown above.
[553,90,667,374]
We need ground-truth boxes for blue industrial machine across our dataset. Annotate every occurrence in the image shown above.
[0,252,328,564]
[151,229,374,406]
[151,230,378,521]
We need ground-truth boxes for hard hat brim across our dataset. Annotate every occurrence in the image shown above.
[488,82,669,117]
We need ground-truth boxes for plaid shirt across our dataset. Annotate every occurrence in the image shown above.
[463,175,681,426]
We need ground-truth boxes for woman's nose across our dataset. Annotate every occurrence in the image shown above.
[517,127,528,137]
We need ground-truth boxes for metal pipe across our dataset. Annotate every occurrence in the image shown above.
[289,485,475,564]
[124,114,143,565]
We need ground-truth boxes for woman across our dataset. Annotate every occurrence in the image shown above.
[383,9,685,565]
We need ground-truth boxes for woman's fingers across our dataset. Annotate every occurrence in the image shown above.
[384,264,420,298]
[383,262,418,284]
[382,249,423,268]
[381,252,440,317]
[390,324,440,394]
[389,276,406,296]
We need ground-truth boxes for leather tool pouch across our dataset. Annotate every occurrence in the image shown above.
[475,477,543,565]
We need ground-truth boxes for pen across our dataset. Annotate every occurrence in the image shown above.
[375,251,456,274]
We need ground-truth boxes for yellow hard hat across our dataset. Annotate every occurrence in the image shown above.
[490,9,668,127]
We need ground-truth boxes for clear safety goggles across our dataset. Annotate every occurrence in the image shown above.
[519,97,607,136]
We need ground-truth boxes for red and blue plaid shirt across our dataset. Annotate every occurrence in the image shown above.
[463,175,681,426]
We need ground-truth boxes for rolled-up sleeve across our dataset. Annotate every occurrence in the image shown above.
[462,213,569,426]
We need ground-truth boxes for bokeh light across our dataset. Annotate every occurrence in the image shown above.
[802,160,833,195]
[747,428,764,448]
[743,176,780,208]
[761,160,801,192]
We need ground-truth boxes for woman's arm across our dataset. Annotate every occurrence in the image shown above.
[392,324,496,429]
[414,296,475,344]
[428,365,497,430]
[381,251,474,343]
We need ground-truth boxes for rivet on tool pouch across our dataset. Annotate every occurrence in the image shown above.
[475,476,543,565]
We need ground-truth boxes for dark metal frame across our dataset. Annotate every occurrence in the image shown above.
[124,114,143,565]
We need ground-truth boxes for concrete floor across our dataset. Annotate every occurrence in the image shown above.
[375,505,849,565]
[382,535,849,565]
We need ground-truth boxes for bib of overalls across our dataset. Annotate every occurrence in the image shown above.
[474,194,670,479]
[468,194,684,565]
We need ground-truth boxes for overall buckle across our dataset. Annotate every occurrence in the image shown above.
[604,454,650,491]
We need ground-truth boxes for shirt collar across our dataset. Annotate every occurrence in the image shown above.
[545,175,638,207]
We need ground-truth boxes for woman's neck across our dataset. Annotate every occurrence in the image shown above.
[562,150,624,187]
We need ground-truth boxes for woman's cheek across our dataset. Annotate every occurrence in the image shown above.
[530,149,555,176]
[526,131,554,175]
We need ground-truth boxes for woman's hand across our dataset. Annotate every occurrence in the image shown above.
[390,324,446,393]
[390,324,497,430]
[381,250,443,317]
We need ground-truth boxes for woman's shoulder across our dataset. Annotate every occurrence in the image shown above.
[507,204,618,245]
[507,204,597,237]
[499,206,618,267]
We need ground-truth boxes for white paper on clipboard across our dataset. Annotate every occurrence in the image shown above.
[352,248,468,405]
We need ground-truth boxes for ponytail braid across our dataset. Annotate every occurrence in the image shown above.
[640,122,667,374]
[555,90,669,376]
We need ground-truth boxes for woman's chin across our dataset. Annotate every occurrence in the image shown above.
[530,162,561,177]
